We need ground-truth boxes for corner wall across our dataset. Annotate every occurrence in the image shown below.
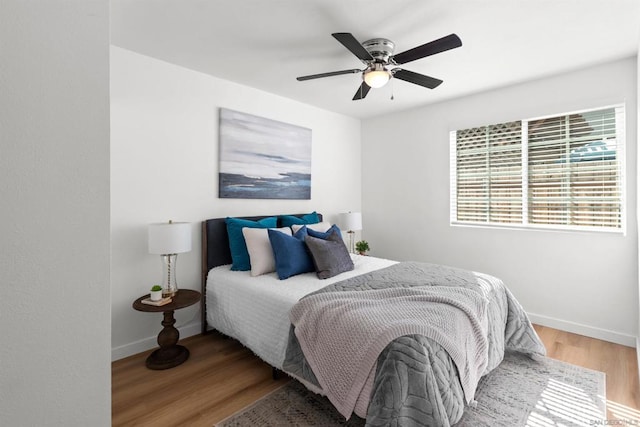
[363,57,638,345]
[1,1,111,424]
[637,45,640,374]
[110,46,362,359]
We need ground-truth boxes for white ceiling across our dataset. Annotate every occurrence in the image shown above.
[111,0,640,119]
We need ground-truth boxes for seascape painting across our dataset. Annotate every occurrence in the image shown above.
[219,108,312,199]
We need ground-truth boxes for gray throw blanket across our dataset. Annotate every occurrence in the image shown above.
[283,262,546,426]
[289,286,489,418]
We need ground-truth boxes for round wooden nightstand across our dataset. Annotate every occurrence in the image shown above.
[132,289,201,370]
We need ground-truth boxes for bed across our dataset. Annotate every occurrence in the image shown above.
[201,213,546,426]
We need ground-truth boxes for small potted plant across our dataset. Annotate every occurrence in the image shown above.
[355,240,370,256]
[149,285,163,301]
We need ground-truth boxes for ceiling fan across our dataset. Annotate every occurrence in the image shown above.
[296,32,462,101]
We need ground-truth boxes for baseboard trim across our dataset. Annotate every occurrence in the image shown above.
[528,312,635,347]
[111,321,201,361]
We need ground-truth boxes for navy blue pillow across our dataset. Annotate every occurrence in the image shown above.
[306,223,342,240]
[268,227,315,280]
[279,212,320,227]
[226,217,277,271]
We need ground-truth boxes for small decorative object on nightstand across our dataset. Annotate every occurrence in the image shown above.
[133,289,201,370]
[355,240,370,256]
[149,285,163,301]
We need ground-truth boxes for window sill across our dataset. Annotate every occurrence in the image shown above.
[450,221,626,236]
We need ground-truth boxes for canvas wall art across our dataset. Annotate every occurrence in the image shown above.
[219,108,312,199]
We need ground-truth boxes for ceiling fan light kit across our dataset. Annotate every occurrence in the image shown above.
[363,64,390,89]
[296,32,462,100]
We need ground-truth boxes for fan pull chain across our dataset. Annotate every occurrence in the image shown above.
[390,79,394,101]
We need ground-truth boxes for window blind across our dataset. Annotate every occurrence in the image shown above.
[527,107,623,229]
[453,122,522,224]
[451,105,625,232]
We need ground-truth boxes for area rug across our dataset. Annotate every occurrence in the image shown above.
[216,352,606,427]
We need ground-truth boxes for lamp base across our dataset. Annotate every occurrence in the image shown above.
[347,230,355,254]
[160,254,179,298]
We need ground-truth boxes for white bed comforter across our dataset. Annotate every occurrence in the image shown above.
[206,254,397,369]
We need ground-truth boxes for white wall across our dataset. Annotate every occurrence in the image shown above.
[110,46,362,359]
[0,1,111,425]
[637,46,640,374]
[363,57,638,346]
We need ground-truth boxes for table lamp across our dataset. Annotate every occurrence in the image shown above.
[148,221,191,298]
[339,212,362,254]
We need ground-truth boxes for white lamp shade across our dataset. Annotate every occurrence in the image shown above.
[148,222,192,254]
[339,212,362,232]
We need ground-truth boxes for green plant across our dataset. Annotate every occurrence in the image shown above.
[355,240,370,254]
[150,285,162,292]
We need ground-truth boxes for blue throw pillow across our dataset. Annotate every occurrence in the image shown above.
[307,223,342,240]
[268,227,315,280]
[279,212,320,227]
[226,217,277,271]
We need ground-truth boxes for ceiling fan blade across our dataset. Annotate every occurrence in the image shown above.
[391,34,462,65]
[297,69,361,81]
[392,69,443,89]
[332,33,373,61]
[352,82,371,101]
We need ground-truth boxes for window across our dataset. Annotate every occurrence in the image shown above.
[450,105,625,232]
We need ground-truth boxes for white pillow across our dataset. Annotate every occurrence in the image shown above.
[242,227,292,276]
[291,221,332,234]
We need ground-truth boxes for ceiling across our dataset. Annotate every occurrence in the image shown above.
[111,0,640,119]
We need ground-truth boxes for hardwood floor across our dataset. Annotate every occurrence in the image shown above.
[533,324,640,422]
[112,332,289,426]
[112,325,640,426]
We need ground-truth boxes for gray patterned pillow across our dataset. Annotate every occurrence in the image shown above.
[305,230,354,279]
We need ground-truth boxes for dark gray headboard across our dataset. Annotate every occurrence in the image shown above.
[200,213,323,333]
